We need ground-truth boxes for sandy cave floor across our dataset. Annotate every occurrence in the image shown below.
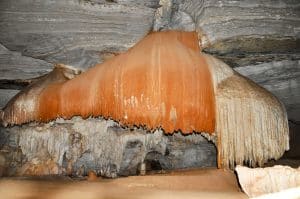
[0,168,248,199]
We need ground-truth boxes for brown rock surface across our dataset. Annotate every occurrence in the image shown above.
[0,169,247,199]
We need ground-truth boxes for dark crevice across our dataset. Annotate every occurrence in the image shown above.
[0,75,47,90]
[0,79,29,90]
[212,53,300,68]
[289,119,300,126]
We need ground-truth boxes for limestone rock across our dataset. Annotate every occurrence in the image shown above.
[89,0,161,9]
[174,0,300,67]
[154,0,300,66]
[168,10,195,31]
[0,117,216,178]
[0,89,19,109]
[153,0,195,31]
[0,0,156,69]
[235,165,300,198]
[0,44,52,84]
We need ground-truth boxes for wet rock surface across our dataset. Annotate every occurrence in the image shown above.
[0,117,216,177]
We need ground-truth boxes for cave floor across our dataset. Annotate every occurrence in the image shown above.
[0,168,248,199]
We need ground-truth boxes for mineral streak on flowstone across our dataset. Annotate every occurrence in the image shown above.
[0,117,216,178]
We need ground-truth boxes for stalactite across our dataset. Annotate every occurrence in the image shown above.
[215,73,289,168]
[204,54,289,168]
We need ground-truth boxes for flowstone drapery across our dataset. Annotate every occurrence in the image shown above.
[0,31,289,173]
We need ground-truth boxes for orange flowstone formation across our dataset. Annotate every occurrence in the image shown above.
[0,30,290,169]
[37,31,215,134]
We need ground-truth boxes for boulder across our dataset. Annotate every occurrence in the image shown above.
[236,165,300,198]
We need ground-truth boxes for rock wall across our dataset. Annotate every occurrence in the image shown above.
[178,0,300,65]
[0,0,155,69]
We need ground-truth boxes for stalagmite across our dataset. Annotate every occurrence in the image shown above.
[0,31,289,169]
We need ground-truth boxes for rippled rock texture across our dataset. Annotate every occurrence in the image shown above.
[0,0,156,69]
[177,0,300,65]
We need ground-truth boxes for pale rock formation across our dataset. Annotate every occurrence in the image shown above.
[236,165,300,198]
[252,188,300,199]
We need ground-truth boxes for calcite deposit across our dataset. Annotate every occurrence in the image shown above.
[0,117,216,177]
[236,165,300,198]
